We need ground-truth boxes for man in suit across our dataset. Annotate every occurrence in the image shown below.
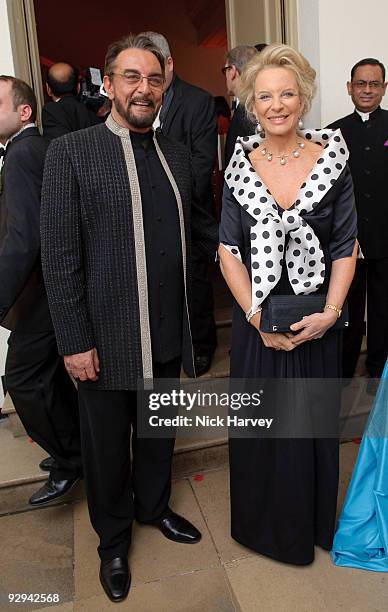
[42,62,100,139]
[41,35,218,603]
[0,76,82,504]
[328,58,388,378]
[223,45,258,167]
[141,31,218,376]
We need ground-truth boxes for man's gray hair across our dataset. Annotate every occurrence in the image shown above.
[226,45,257,74]
[104,33,165,75]
[140,31,171,60]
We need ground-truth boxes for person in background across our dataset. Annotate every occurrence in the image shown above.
[332,354,388,571]
[42,62,100,139]
[214,95,231,135]
[0,75,82,505]
[328,58,388,380]
[141,31,218,377]
[223,45,258,166]
[212,96,231,219]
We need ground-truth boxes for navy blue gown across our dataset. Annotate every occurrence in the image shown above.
[220,130,357,565]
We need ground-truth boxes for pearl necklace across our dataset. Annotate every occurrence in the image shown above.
[261,141,305,165]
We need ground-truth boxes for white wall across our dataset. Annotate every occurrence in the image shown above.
[319,0,388,125]
[297,0,388,128]
[0,0,14,403]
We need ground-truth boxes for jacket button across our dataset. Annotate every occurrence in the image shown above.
[364,169,371,175]
[364,193,371,199]
[160,250,165,255]
[364,145,371,151]
[159,281,164,287]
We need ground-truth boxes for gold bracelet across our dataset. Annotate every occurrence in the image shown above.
[324,303,342,318]
[246,305,262,323]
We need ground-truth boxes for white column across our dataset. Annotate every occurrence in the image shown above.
[0,0,14,403]
[296,0,321,128]
[0,0,15,74]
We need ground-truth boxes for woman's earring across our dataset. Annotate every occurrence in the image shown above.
[298,118,304,129]
[256,121,265,137]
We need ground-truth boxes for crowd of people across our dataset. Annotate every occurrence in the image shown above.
[0,30,387,602]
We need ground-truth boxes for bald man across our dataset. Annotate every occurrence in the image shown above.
[42,62,100,139]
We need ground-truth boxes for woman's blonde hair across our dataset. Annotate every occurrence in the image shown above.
[239,43,316,121]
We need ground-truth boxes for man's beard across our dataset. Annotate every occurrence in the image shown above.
[115,96,158,129]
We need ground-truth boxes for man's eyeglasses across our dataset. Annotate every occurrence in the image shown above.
[351,80,385,90]
[221,65,233,76]
[110,71,165,89]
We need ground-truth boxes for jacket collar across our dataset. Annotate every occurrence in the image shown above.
[353,106,382,122]
[160,73,182,131]
[6,124,38,149]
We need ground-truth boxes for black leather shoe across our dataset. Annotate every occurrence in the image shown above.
[153,509,202,544]
[100,557,131,603]
[39,456,55,472]
[29,475,80,506]
[195,353,213,377]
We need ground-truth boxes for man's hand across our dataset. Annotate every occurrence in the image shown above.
[64,348,100,382]
[290,310,338,346]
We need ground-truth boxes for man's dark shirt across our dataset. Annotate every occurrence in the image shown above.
[131,130,183,363]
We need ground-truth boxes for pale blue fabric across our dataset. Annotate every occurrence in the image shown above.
[331,362,388,571]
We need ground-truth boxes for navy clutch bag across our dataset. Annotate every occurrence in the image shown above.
[259,295,349,333]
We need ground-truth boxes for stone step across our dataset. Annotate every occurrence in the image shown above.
[2,324,232,437]
[0,414,227,494]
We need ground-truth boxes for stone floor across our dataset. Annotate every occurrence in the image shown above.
[1,441,388,612]
[0,270,384,610]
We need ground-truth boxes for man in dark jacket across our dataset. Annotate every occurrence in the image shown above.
[42,62,100,139]
[328,58,388,379]
[223,45,258,167]
[0,76,82,504]
[41,35,218,603]
[141,31,218,376]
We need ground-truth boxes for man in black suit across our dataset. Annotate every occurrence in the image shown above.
[0,76,82,504]
[328,58,388,378]
[41,35,218,603]
[224,45,258,166]
[141,31,218,376]
[42,62,100,139]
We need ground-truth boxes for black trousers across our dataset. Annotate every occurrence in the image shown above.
[343,258,388,378]
[5,329,82,480]
[78,357,181,561]
[191,255,217,356]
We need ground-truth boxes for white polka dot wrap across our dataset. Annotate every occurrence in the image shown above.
[222,129,349,313]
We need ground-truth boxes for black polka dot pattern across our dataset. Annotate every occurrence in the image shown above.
[221,129,349,311]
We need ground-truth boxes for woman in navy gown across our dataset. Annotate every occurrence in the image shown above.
[219,44,358,565]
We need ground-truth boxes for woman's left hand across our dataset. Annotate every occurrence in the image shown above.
[289,310,338,346]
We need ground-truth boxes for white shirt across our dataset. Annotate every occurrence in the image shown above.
[355,109,370,122]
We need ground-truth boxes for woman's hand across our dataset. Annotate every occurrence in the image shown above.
[289,310,338,346]
[250,312,296,351]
